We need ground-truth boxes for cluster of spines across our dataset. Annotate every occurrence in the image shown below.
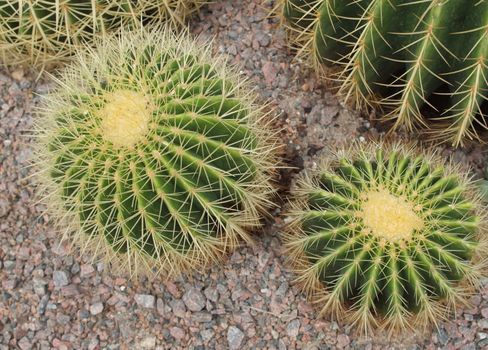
[33,29,279,278]
[280,0,488,146]
[285,143,488,334]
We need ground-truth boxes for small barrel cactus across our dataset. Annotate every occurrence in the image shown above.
[281,0,488,146]
[285,142,487,334]
[0,0,208,66]
[33,28,278,278]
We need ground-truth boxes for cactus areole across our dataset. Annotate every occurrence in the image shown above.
[281,0,488,146]
[285,143,487,334]
[34,29,277,278]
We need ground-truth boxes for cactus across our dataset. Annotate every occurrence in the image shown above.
[281,0,488,146]
[285,142,488,334]
[0,0,209,66]
[33,28,278,278]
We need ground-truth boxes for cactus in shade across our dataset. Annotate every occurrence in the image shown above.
[33,28,278,278]
[281,0,488,146]
[0,0,209,66]
[285,143,488,334]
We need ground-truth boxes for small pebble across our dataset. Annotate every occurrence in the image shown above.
[156,298,165,316]
[286,319,300,338]
[90,302,104,315]
[17,337,31,350]
[52,270,69,288]
[337,334,350,348]
[480,319,488,329]
[170,299,186,318]
[139,335,157,348]
[170,327,185,340]
[80,264,95,277]
[182,287,206,312]
[227,326,245,350]
[134,294,155,309]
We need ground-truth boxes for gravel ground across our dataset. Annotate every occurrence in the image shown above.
[1,1,488,349]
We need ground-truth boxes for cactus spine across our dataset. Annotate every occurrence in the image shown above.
[281,0,488,146]
[0,0,209,66]
[33,28,279,278]
[285,142,488,334]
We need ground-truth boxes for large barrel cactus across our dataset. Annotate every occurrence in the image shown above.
[281,0,488,146]
[285,143,487,334]
[33,28,278,278]
[0,0,208,66]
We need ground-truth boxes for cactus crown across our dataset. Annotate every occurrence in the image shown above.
[0,0,209,66]
[280,0,488,146]
[33,28,279,278]
[285,142,488,334]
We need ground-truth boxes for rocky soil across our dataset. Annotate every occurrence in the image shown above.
[1,0,488,349]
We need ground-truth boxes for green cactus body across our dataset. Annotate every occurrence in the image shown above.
[283,0,317,30]
[281,0,488,146]
[444,4,488,144]
[34,29,278,278]
[0,0,208,66]
[285,143,487,334]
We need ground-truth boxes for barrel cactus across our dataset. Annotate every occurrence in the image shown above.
[285,143,487,334]
[33,28,278,278]
[0,0,209,66]
[281,0,488,146]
